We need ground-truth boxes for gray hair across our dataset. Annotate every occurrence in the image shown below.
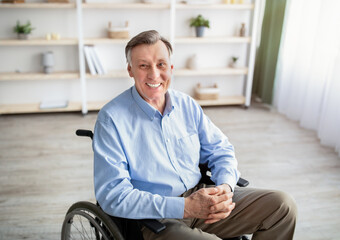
[125,30,173,65]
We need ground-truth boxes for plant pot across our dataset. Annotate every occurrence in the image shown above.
[195,26,205,38]
[17,33,29,40]
[229,62,237,68]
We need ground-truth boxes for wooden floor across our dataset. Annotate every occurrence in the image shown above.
[0,103,339,240]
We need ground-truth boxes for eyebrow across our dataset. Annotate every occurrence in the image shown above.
[135,58,169,63]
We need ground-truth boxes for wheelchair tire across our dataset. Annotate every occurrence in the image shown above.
[61,201,124,240]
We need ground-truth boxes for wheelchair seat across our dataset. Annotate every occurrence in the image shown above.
[61,129,250,240]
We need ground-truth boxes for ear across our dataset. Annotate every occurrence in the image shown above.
[127,64,133,78]
[170,64,174,74]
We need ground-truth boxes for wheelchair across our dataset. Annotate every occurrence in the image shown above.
[61,129,250,240]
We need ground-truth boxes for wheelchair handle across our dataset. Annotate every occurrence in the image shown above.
[76,129,93,140]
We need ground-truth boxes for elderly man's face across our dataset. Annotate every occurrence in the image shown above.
[127,40,173,109]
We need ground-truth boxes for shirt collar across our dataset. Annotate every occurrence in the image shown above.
[131,85,174,120]
[164,91,175,116]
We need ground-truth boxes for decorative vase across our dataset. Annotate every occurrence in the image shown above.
[239,23,246,37]
[42,51,54,74]
[195,26,205,37]
[187,54,198,70]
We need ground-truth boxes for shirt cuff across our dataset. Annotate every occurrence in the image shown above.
[165,196,185,219]
[216,175,238,192]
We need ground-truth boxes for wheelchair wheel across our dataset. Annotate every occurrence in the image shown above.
[61,201,124,240]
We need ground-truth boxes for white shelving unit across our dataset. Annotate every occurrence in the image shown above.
[0,1,81,114]
[174,36,251,44]
[0,0,261,114]
[172,0,260,108]
[0,38,78,46]
[0,72,79,81]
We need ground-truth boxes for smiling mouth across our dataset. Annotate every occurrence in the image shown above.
[146,83,162,88]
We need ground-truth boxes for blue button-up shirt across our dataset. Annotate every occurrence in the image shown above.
[93,86,240,219]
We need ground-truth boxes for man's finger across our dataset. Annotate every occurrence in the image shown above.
[210,198,233,212]
[208,202,236,220]
[203,187,221,195]
[212,192,233,205]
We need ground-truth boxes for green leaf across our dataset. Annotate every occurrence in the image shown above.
[190,14,210,28]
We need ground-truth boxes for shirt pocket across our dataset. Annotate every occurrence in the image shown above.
[177,133,200,165]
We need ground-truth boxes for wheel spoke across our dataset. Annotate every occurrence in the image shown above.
[79,213,92,240]
[72,215,87,240]
[61,203,121,240]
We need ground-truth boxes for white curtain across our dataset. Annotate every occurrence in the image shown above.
[273,0,340,157]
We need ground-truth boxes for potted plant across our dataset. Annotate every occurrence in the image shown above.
[13,21,35,40]
[190,14,210,37]
[229,56,239,68]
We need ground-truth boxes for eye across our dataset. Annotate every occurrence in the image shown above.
[139,64,149,69]
[158,62,167,68]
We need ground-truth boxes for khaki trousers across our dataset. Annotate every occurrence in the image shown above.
[142,185,297,240]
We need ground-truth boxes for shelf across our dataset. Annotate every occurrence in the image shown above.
[176,3,254,10]
[0,72,79,81]
[195,95,245,106]
[0,2,76,8]
[82,3,170,9]
[86,70,129,79]
[174,67,248,76]
[85,68,248,79]
[175,36,251,44]
[84,68,247,79]
[87,101,106,111]
[0,38,78,46]
[0,2,252,10]
[84,38,129,45]
[0,102,82,115]
[83,37,251,45]
[85,96,246,112]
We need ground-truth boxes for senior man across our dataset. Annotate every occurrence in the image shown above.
[93,30,297,240]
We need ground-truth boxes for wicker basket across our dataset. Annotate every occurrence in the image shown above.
[108,30,129,39]
[107,21,129,39]
[194,83,220,100]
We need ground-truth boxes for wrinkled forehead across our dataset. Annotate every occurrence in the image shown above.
[130,41,172,62]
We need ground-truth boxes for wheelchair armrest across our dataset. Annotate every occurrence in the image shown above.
[237,177,249,187]
[139,219,166,234]
[76,129,93,140]
[199,164,250,187]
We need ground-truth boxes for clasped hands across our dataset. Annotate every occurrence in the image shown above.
[184,184,235,224]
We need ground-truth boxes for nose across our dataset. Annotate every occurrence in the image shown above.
[147,66,160,80]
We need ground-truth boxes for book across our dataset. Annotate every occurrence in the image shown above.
[84,45,96,75]
[40,100,68,109]
[184,0,213,5]
[90,46,106,75]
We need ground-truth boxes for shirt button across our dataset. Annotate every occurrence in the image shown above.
[166,138,170,142]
